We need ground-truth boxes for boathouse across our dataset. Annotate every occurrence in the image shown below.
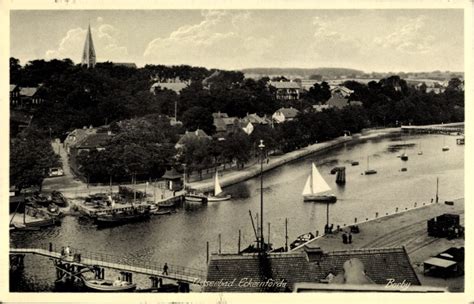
[162,168,183,191]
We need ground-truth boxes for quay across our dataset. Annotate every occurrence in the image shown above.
[10,244,206,290]
[401,122,464,135]
[188,128,400,193]
[292,198,464,291]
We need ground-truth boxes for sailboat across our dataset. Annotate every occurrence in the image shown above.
[364,156,377,175]
[207,171,231,202]
[302,163,337,202]
[418,140,423,155]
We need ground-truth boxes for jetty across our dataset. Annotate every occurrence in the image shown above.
[401,122,464,135]
[10,244,205,290]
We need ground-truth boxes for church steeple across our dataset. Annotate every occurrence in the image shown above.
[81,24,96,68]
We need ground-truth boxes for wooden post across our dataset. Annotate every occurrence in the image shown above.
[218,234,221,254]
[238,230,241,254]
[268,222,271,247]
[206,241,209,264]
[436,177,439,203]
[285,218,288,252]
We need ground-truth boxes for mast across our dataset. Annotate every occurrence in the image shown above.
[436,177,439,203]
[285,218,288,252]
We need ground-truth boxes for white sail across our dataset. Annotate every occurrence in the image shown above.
[302,163,332,196]
[214,172,223,196]
[311,163,332,194]
[302,175,312,196]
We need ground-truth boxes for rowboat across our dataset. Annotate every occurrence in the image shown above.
[83,279,137,292]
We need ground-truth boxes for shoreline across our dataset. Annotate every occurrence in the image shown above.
[187,127,401,193]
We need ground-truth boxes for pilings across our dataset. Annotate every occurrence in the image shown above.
[10,254,25,271]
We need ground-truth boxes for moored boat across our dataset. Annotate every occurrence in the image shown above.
[83,278,137,292]
[303,163,337,202]
[400,153,408,161]
[364,156,377,175]
[207,171,231,202]
[95,208,150,226]
[290,232,315,249]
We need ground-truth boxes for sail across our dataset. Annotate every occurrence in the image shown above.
[311,163,332,194]
[302,163,332,196]
[214,172,223,196]
[302,175,312,196]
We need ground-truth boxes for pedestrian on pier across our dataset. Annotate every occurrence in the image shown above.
[342,232,347,244]
[163,263,169,275]
[348,232,352,244]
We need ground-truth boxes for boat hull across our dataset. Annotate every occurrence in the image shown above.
[185,194,208,203]
[364,170,377,175]
[207,195,231,202]
[84,279,137,292]
[303,195,337,203]
[95,213,150,226]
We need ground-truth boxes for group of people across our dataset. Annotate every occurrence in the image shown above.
[342,231,353,244]
[60,246,71,257]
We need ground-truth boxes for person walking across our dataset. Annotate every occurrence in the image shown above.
[348,232,353,244]
[342,232,347,244]
[163,263,169,275]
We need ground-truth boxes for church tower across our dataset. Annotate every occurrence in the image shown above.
[81,24,96,68]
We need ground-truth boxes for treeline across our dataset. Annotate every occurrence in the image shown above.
[10,58,464,185]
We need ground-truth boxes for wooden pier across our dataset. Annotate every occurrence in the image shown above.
[401,123,464,135]
[10,244,205,289]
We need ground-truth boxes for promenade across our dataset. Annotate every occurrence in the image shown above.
[294,198,464,291]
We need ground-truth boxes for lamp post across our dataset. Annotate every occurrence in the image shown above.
[258,139,265,252]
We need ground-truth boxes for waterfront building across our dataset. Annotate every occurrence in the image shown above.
[81,24,96,68]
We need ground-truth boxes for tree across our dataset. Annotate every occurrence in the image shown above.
[181,106,215,135]
[224,129,252,169]
[10,129,60,191]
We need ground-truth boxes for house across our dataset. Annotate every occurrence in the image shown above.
[330,86,354,98]
[64,127,98,155]
[243,113,269,125]
[213,112,239,135]
[239,120,254,135]
[272,107,300,124]
[269,81,301,101]
[175,129,211,150]
[10,85,20,105]
[10,85,45,107]
[204,246,420,292]
[68,129,114,175]
[150,81,189,95]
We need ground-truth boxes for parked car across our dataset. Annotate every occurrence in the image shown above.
[48,167,64,177]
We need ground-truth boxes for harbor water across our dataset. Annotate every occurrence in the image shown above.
[10,133,464,291]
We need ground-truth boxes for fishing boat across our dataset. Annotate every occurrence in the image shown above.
[149,204,173,215]
[83,278,137,292]
[95,208,150,226]
[302,163,337,202]
[364,156,377,175]
[207,171,231,202]
[351,161,359,166]
[289,232,315,250]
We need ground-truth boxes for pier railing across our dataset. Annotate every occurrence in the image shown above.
[10,242,206,282]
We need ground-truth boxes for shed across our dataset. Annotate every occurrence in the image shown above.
[162,168,183,191]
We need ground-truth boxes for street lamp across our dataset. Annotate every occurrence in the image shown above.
[258,139,265,253]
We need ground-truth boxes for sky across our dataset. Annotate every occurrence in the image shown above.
[10,9,464,72]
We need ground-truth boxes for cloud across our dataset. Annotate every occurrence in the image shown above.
[307,16,362,62]
[143,10,273,68]
[45,23,128,63]
[373,15,435,54]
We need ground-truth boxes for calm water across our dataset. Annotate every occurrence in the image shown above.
[10,133,464,291]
